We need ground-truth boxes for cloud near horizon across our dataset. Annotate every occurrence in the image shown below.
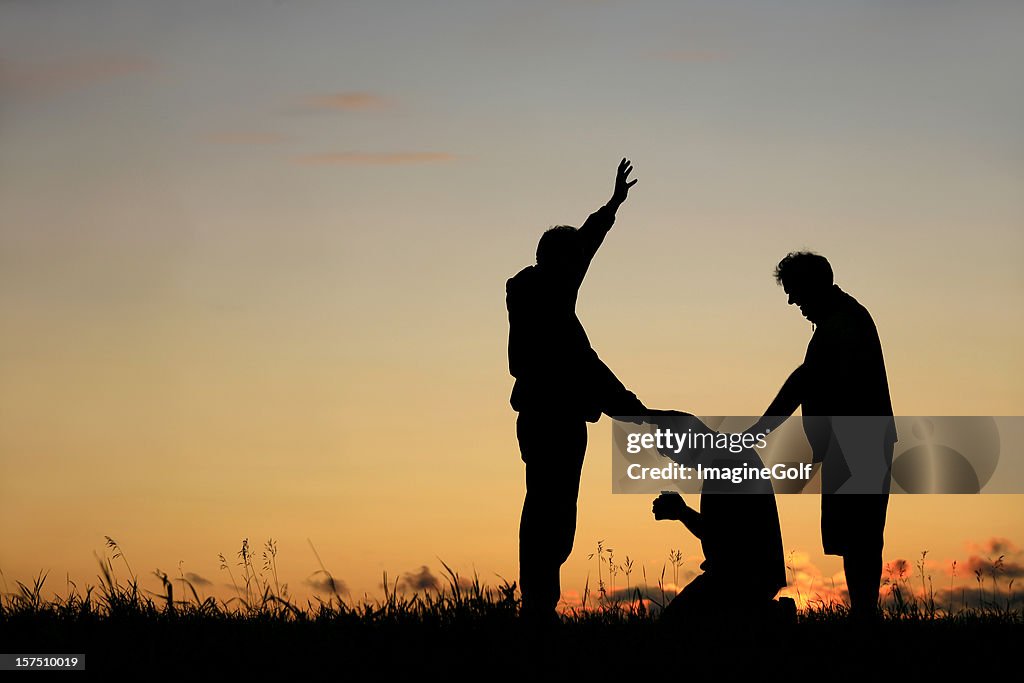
[304,571,349,596]
[397,565,441,592]
[962,537,1024,580]
[967,537,1020,557]
[295,152,457,166]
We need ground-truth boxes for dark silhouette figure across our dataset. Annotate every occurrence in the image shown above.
[649,412,789,625]
[748,252,896,620]
[507,159,648,623]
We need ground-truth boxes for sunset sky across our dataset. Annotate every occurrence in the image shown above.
[2,0,1022,608]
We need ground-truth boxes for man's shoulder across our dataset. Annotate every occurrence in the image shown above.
[823,290,879,337]
[507,264,534,285]
[836,289,874,319]
[508,265,560,320]
[506,265,537,299]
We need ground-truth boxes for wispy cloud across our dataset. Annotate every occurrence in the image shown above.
[0,55,154,94]
[300,92,395,112]
[566,538,1024,616]
[295,152,457,166]
[398,565,441,592]
[890,542,1024,613]
[304,571,349,595]
[202,131,290,145]
[183,572,212,588]
[963,555,1024,579]
[783,539,1024,613]
[967,537,1020,558]
[963,537,1024,579]
[941,586,1023,611]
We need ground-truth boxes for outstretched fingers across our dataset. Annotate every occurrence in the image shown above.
[613,158,637,202]
[618,159,636,182]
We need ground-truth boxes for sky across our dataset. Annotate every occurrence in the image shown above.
[1,0,1022,609]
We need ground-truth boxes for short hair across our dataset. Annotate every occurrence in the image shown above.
[773,251,833,288]
[536,225,578,266]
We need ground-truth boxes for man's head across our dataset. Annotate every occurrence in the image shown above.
[536,225,583,271]
[774,251,834,323]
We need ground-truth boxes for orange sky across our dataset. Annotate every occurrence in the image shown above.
[1,1,1022,608]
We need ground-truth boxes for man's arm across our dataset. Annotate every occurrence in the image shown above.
[588,352,649,419]
[572,158,638,286]
[747,364,805,436]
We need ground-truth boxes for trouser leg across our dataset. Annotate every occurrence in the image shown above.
[845,551,884,617]
[844,494,889,618]
[517,414,587,618]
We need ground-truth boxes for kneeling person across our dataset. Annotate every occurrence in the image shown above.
[650,414,789,624]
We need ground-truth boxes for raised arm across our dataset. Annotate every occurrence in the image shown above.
[574,158,638,280]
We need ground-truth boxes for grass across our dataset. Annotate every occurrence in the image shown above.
[1,538,1021,676]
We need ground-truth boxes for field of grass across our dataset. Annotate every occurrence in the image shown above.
[2,538,1020,676]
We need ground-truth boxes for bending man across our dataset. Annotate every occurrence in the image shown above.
[748,252,896,621]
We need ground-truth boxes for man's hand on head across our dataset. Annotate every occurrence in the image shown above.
[643,409,694,428]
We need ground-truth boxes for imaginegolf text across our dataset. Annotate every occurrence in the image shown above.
[626,462,814,483]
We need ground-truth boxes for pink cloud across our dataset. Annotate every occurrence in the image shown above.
[963,556,1024,580]
[779,550,848,610]
[300,92,395,111]
[967,537,1020,556]
[0,56,154,94]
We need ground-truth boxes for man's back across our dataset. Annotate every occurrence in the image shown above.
[699,492,787,600]
[506,264,591,380]
[802,286,893,418]
[698,450,787,600]
[506,264,601,418]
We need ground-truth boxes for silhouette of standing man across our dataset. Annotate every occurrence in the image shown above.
[507,159,647,623]
[748,252,896,621]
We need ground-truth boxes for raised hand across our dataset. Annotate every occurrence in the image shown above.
[611,157,638,206]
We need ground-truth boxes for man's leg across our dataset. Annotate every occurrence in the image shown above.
[517,413,587,621]
[844,493,889,620]
[844,552,883,618]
